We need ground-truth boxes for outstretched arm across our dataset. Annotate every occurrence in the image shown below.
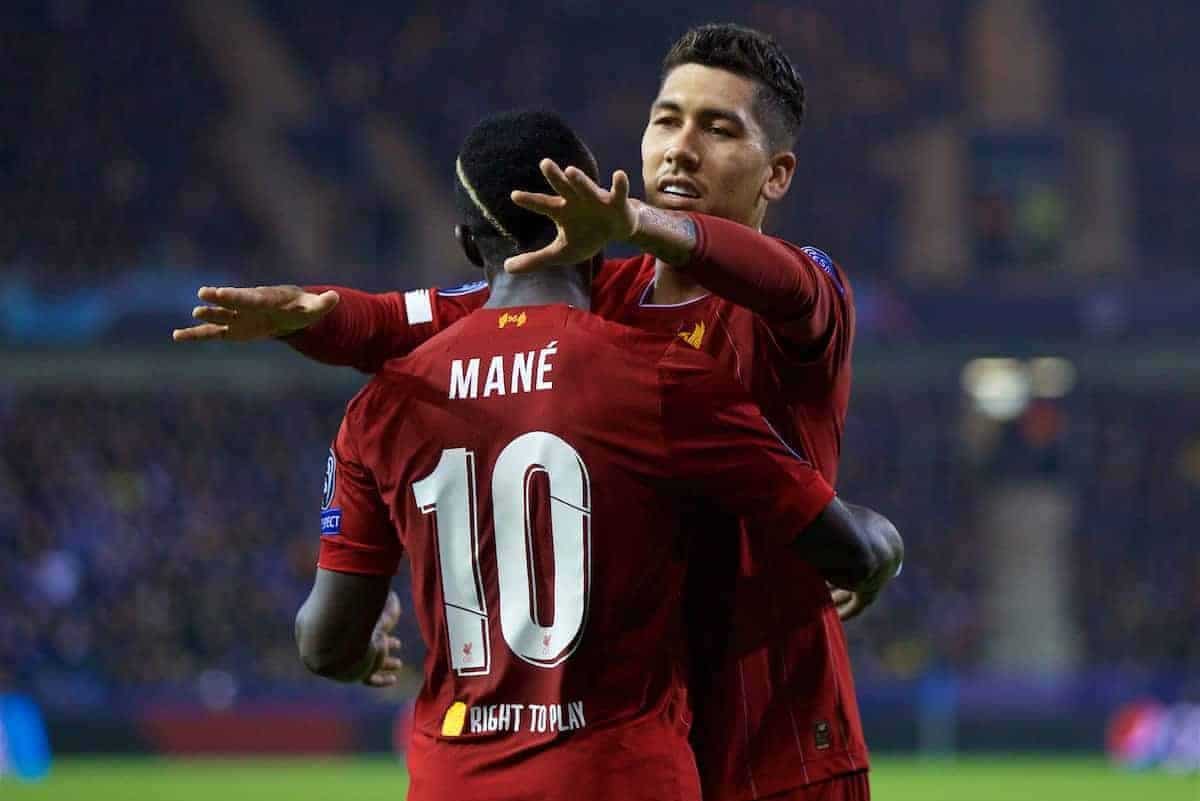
[172,285,341,342]
[508,160,847,353]
[283,286,427,373]
[669,214,847,353]
[173,282,488,373]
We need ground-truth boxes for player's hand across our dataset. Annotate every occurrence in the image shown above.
[363,591,404,688]
[171,285,340,342]
[506,160,638,273]
[830,585,872,622]
[829,549,901,622]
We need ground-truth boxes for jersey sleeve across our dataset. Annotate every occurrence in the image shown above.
[657,343,835,543]
[283,281,490,373]
[316,396,403,576]
[678,213,850,358]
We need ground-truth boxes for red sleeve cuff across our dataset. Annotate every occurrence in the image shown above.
[770,475,836,546]
[675,212,710,273]
[317,536,401,577]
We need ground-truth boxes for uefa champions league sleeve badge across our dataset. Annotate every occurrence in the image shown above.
[320,449,341,535]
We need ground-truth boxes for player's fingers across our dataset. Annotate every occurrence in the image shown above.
[564,166,606,203]
[830,588,852,604]
[504,241,566,274]
[196,286,224,304]
[841,594,870,621]
[192,305,239,325]
[201,285,295,311]
[380,608,403,632]
[382,591,403,619]
[199,286,270,310]
[172,323,229,342]
[611,170,630,206]
[308,289,340,314]
[539,159,580,200]
[379,655,404,672]
[365,671,399,688]
[511,190,567,216]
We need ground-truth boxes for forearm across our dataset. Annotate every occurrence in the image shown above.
[627,199,699,266]
[296,614,380,682]
[282,287,405,373]
[294,569,390,682]
[632,209,837,343]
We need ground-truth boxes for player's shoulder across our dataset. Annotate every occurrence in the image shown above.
[375,321,456,373]
[346,366,412,423]
[355,329,457,417]
[794,243,851,298]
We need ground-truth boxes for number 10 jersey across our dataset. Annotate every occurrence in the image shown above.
[318,304,834,801]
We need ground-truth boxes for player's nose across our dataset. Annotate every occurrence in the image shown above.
[664,136,700,171]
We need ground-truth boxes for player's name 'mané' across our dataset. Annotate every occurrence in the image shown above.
[449,341,558,400]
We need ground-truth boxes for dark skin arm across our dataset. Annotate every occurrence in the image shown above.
[294,568,404,686]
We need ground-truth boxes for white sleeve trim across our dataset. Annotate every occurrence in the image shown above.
[403,289,434,325]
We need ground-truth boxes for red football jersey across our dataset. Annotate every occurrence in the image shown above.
[297,213,862,799]
[317,304,835,801]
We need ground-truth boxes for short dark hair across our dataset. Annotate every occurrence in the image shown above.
[455,110,598,264]
[661,23,805,151]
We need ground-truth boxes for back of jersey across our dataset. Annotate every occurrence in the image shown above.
[321,304,700,801]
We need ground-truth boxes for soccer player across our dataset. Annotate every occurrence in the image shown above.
[180,24,888,801]
[293,110,901,801]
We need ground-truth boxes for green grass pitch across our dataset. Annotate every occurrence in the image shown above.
[1,755,1196,800]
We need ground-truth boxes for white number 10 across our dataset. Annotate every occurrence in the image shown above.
[412,431,592,675]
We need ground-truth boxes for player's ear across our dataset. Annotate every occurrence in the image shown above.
[455,224,484,269]
[762,150,797,203]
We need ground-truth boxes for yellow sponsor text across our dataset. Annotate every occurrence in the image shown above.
[498,311,527,329]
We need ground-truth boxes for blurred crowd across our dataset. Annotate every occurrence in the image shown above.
[843,390,1200,681]
[2,0,1196,715]
[0,391,407,707]
[2,385,1196,706]
[3,3,257,286]
[4,1,1197,290]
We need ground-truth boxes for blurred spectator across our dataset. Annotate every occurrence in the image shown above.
[4,1,1193,290]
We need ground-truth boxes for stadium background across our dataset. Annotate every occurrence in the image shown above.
[2,0,1198,797]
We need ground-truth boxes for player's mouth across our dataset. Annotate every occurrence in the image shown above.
[657,176,702,201]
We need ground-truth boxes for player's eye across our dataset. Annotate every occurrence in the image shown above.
[653,116,681,128]
[708,126,733,138]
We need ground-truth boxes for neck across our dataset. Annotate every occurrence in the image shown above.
[652,260,706,304]
[483,267,591,311]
